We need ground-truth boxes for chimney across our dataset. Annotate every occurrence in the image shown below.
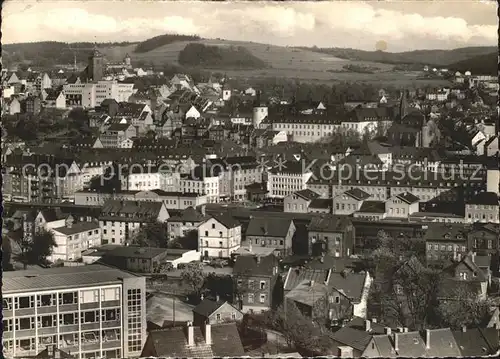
[320,256,324,263]
[471,252,476,263]
[425,329,431,349]
[394,333,399,352]
[200,294,204,301]
[403,327,408,333]
[216,294,220,302]
[461,325,467,333]
[205,322,212,345]
[187,322,194,346]
[310,280,315,287]
[385,327,392,336]
[372,318,377,323]
[397,327,404,333]
[200,204,206,216]
[365,320,371,332]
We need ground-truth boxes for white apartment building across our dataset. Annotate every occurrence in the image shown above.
[2,264,147,359]
[119,168,179,192]
[270,117,341,143]
[49,219,102,262]
[63,81,134,108]
[179,170,220,203]
[267,162,313,198]
[198,214,241,258]
[99,200,170,245]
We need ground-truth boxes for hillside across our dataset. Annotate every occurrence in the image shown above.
[178,43,267,69]
[447,52,497,76]
[2,41,135,67]
[302,46,497,67]
[134,34,201,53]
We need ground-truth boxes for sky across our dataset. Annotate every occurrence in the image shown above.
[2,0,498,52]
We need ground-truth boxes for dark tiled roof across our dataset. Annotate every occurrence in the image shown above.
[307,215,351,233]
[284,268,329,291]
[425,328,462,357]
[466,191,499,206]
[294,189,320,201]
[395,191,420,204]
[52,221,100,236]
[192,298,226,317]
[101,245,169,259]
[327,272,367,303]
[168,206,207,223]
[345,188,371,201]
[331,326,372,351]
[423,223,468,242]
[100,199,164,222]
[309,198,331,209]
[245,217,293,238]
[452,327,499,356]
[211,212,240,229]
[357,200,386,213]
[233,254,278,277]
[286,279,330,306]
[393,332,427,357]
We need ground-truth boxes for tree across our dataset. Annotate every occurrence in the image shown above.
[168,229,198,250]
[437,284,495,330]
[131,221,168,248]
[181,262,207,299]
[16,229,57,268]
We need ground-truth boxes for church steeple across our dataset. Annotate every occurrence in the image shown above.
[399,89,409,120]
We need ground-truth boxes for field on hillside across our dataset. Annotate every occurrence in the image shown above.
[100,39,451,85]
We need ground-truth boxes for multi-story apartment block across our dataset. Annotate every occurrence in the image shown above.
[424,223,469,262]
[99,200,170,245]
[332,189,371,215]
[167,206,208,241]
[63,81,134,108]
[284,189,321,213]
[267,161,313,198]
[2,264,146,359]
[198,213,241,259]
[307,215,354,257]
[120,166,179,192]
[468,222,500,256]
[49,217,102,262]
[268,115,341,143]
[99,123,137,148]
[179,166,220,203]
[385,192,420,218]
[340,107,393,136]
[465,192,500,224]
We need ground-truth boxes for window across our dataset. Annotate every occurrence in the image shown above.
[81,310,98,323]
[59,292,78,305]
[3,298,12,310]
[205,231,208,236]
[103,308,120,321]
[231,312,236,320]
[248,280,255,289]
[38,315,56,328]
[60,313,77,326]
[3,319,12,331]
[212,223,216,229]
[260,281,266,290]
[219,231,223,237]
[248,294,254,303]
[216,313,221,321]
[17,296,34,309]
[80,289,99,304]
[38,294,55,307]
[259,294,266,303]
[16,317,35,330]
[335,296,340,304]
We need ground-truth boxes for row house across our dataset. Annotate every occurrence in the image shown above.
[333,188,371,215]
[43,90,66,109]
[119,166,179,192]
[340,107,393,136]
[245,217,296,257]
[198,213,241,259]
[116,102,153,135]
[424,223,470,262]
[284,189,321,214]
[74,189,207,210]
[465,192,500,224]
[99,199,170,245]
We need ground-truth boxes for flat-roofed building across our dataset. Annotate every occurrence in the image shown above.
[2,264,146,359]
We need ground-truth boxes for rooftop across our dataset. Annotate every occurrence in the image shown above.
[3,264,140,294]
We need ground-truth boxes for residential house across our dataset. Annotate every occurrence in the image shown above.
[198,213,241,259]
[167,206,208,241]
[44,90,66,109]
[192,297,244,326]
[424,223,469,262]
[24,95,41,114]
[353,200,387,221]
[307,216,354,257]
[245,217,296,257]
[484,135,499,157]
[284,189,321,213]
[49,217,101,262]
[99,199,170,245]
[468,222,500,256]
[179,166,220,203]
[441,253,489,300]
[6,97,21,115]
[452,327,500,357]
[385,192,420,218]
[140,322,244,357]
[233,254,280,313]
[308,199,332,214]
[465,192,500,223]
[333,189,371,215]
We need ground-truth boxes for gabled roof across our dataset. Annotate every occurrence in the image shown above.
[192,298,240,318]
[443,253,488,282]
[286,279,330,306]
[308,198,331,209]
[357,200,386,214]
[307,215,350,233]
[209,212,240,229]
[293,189,320,201]
[284,268,329,291]
[452,327,499,356]
[168,206,207,223]
[395,191,420,204]
[344,188,371,201]
[327,271,367,303]
[424,328,462,357]
[245,217,294,238]
[233,254,278,277]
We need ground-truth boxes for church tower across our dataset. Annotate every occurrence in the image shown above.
[123,53,131,68]
[88,49,104,82]
[399,89,409,121]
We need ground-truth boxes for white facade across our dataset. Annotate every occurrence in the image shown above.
[63,81,134,108]
[253,106,268,127]
[267,171,313,198]
[198,217,241,258]
[271,121,341,143]
[185,105,201,119]
[179,176,220,203]
[49,224,102,262]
